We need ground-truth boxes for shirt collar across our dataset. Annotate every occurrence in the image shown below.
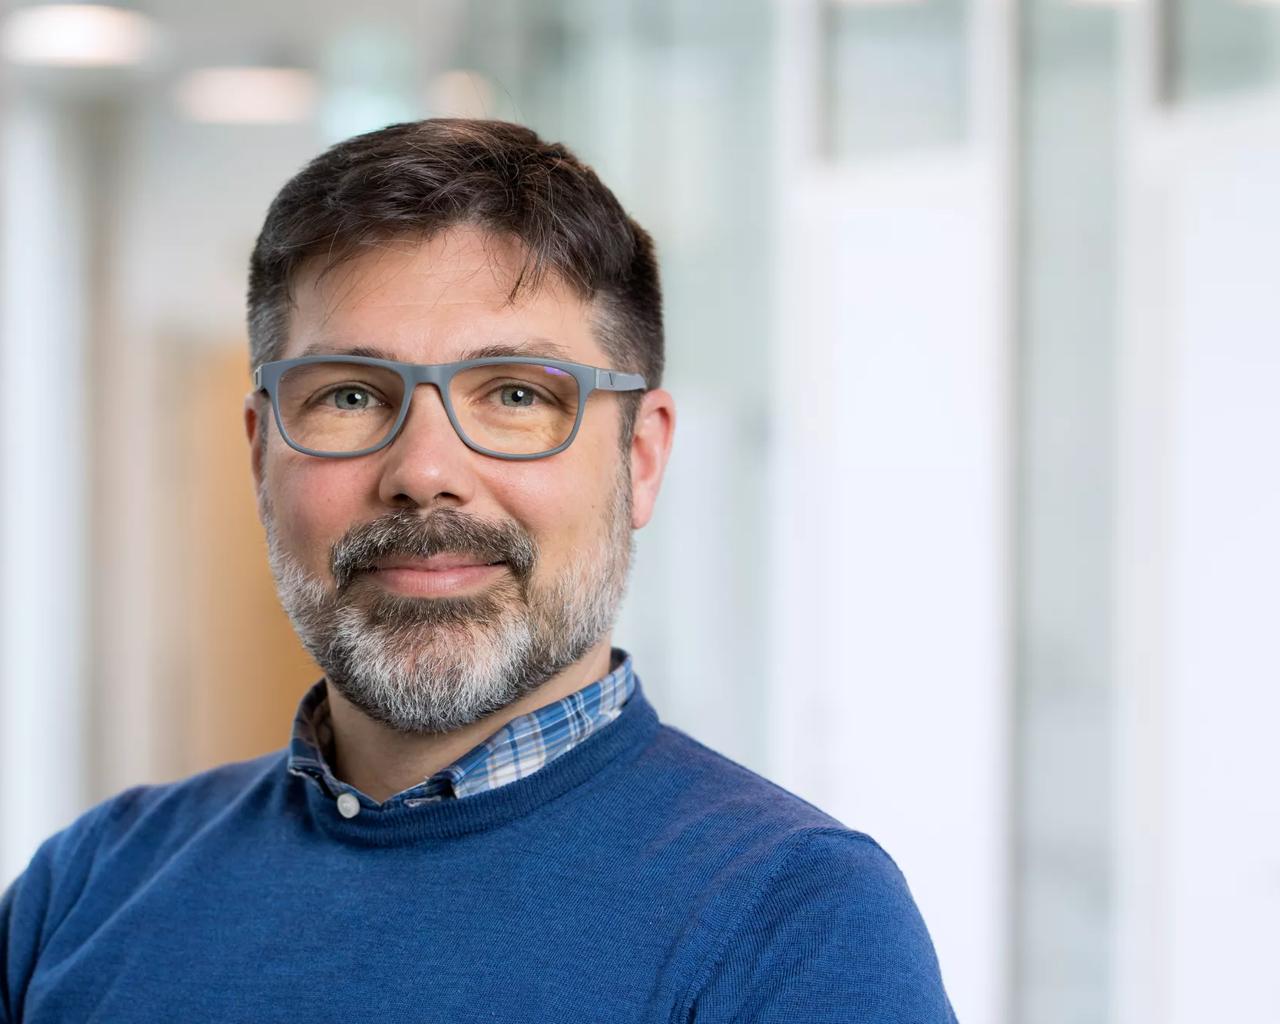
[287,647,635,809]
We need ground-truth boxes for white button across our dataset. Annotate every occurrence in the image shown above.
[336,792,361,818]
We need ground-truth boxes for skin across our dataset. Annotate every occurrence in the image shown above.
[244,226,675,802]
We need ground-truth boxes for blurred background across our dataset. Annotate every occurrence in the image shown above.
[1,0,1277,1021]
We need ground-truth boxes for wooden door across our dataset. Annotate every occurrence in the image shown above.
[176,343,321,773]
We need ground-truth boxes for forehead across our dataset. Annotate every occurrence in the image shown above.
[282,226,606,366]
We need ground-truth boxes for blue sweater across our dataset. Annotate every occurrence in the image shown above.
[1,676,958,1023]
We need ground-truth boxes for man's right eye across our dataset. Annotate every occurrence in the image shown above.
[318,386,386,410]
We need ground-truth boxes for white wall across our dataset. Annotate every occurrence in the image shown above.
[768,4,1012,1021]
[0,97,92,883]
[1117,83,1280,1024]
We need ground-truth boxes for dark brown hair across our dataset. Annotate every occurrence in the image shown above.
[246,118,663,450]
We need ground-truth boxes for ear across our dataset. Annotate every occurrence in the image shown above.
[628,389,676,530]
[244,392,266,498]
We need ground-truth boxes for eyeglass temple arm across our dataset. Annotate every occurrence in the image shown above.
[594,369,647,392]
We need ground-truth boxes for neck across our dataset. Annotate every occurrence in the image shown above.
[324,638,614,803]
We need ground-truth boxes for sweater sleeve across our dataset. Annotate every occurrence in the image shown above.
[685,828,959,1024]
[1,832,61,1024]
[0,790,141,1024]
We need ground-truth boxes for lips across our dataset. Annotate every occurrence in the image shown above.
[372,554,505,572]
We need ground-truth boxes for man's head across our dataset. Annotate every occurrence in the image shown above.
[243,119,675,735]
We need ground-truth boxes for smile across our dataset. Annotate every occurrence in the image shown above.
[368,562,508,597]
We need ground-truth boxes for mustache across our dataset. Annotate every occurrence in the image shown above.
[329,507,538,592]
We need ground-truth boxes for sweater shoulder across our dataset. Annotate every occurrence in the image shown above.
[625,726,957,1021]
[69,749,285,860]
[638,722,856,837]
[5,750,285,956]
[109,748,283,812]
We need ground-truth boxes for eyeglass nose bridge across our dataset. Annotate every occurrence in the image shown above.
[389,368,470,451]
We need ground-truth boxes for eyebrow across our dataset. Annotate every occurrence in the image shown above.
[297,338,576,362]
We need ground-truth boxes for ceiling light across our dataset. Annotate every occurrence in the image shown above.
[1,4,153,67]
[175,67,318,124]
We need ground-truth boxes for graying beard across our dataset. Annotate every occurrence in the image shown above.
[259,467,634,735]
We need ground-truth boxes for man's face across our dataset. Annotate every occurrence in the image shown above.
[246,226,639,734]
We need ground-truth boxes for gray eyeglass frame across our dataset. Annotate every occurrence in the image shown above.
[253,354,647,461]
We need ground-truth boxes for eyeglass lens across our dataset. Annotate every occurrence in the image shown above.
[275,361,581,455]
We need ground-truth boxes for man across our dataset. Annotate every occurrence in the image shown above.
[0,119,958,1022]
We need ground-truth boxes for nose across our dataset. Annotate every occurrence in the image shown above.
[375,382,478,509]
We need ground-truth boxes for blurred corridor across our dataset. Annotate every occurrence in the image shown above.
[2,2,1278,1021]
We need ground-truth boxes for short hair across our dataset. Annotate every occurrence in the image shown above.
[247,118,663,454]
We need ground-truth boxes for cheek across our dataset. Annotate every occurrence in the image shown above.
[501,446,617,551]
[266,458,370,569]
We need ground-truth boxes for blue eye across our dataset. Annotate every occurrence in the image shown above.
[319,386,387,411]
[499,385,540,408]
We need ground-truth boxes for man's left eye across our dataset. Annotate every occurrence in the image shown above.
[329,387,382,409]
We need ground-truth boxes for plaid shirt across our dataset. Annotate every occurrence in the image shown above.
[287,647,635,809]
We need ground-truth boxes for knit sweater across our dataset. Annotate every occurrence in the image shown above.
[0,673,958,1023]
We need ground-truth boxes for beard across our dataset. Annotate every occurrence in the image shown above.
[260,462,635,735]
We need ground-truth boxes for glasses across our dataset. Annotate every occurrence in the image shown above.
[253,354,647,460]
